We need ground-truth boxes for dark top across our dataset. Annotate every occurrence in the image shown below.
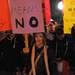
[0,37,16,72]
[34,46,58,75]
[35,46,47,75]
[68,36,75,69]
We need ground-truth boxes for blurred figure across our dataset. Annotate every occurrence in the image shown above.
[46,20,58,49]
[68,24,75,74]
[46,24,55,50]
[55,26,66,58]
[0,31,16,75]
[50,20,57,32]
[29,33,58,75]
[55,26,70,75]
[16,34,33,75]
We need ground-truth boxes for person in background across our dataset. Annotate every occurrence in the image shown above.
[46,20,57,49]
[46,24,55,53]
[55,26,70,75]
[68,24,75,74]
[0,31,16,75]
[55,26,66,59]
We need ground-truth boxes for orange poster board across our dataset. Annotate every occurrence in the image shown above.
[0,0,11,31]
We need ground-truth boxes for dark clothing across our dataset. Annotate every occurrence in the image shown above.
[0,71,15,75]
[34,46,58,75]
[15,34,25,71]
[68,36,75,73]
[0,37,16,72]
[55,38,67,59]
[67,26,75,73]
[47,46,59,75]
[35,47,47,75]
[16,34,32,74]
[15,34,25,50]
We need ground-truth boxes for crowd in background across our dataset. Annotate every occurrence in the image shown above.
[0,20,75,75]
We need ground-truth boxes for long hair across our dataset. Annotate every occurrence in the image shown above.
[30,32,50,75]
[33,32,47,45]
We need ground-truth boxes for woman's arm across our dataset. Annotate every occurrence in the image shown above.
[44,46,50,75]
[31,46,36,75]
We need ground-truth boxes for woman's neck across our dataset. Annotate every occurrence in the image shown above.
[35,44,44,49]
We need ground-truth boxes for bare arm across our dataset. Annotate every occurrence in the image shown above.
[31,46,36,75]
[44,46,50,75]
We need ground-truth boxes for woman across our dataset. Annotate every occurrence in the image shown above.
[30,33,50,75]
[29,33,58,75]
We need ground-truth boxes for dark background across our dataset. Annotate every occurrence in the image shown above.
[50,0,63,25]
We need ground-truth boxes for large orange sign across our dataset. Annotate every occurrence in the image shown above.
[0,0,11,31]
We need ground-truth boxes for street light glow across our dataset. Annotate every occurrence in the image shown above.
[58,1,63,10]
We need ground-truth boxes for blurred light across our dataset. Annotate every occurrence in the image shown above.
[57,1,63,10]
[50,19,54,21]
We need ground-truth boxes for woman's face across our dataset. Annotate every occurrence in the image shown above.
[34,33,44,47]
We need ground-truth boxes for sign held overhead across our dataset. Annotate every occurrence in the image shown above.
[9,0,44,33]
